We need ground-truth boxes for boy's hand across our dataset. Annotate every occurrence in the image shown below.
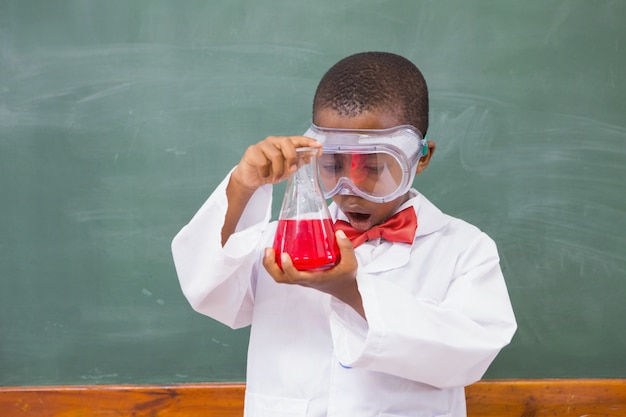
[263,230,365,319]
[231,135,322,192]
[222,135,321,246]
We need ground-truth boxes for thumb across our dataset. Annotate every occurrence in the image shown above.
[335,229,355,257]
[334,229,359,274]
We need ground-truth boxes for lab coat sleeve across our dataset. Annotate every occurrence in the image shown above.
[329,232,517,389]
[171,169,273,329]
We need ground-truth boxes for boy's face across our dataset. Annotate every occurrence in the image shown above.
[314,107,432,231]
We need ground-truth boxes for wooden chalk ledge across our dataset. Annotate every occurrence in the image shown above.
[0,379,625,416]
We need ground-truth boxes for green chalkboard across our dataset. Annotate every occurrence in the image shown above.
[1,0,625,386]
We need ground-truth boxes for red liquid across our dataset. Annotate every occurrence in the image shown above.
[273,218,341,271]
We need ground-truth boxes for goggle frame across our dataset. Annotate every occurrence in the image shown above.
[304,123,428,203]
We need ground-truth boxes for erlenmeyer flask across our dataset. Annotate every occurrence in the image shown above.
[273,147,341,271]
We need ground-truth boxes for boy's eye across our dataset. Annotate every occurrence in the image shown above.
[320,155,344,173]
[353,155,385,175]
[364,164,384,174]
[321,164,340,174]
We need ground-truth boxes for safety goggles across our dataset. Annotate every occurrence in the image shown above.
[303,123,427,203]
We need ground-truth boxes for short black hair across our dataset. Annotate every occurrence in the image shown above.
[313,52,429,135]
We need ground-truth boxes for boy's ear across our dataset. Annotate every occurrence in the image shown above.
[415,141,436,175]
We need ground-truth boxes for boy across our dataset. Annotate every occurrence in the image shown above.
[172,52,516,417]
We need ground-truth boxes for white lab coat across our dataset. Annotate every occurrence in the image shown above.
[171,171,517,417]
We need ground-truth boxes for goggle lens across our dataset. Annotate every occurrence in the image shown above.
[319,151,405,200]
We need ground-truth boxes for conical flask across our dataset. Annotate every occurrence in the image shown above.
[273,147,341,271]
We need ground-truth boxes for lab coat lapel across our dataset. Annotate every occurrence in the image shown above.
[361,242,412,273]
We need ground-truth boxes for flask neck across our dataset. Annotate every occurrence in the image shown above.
[278,147,329,220]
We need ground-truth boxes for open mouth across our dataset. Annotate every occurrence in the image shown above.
[346,212,371,222]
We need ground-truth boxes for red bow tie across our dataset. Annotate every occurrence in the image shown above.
[334,207,418,248]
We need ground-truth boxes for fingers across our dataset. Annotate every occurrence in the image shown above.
[290,135,323,151]
[277,252,301,282]
[252,139,293,183]
[263,247,298,284]
[262,247,282,277]
[239,136,322,186]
